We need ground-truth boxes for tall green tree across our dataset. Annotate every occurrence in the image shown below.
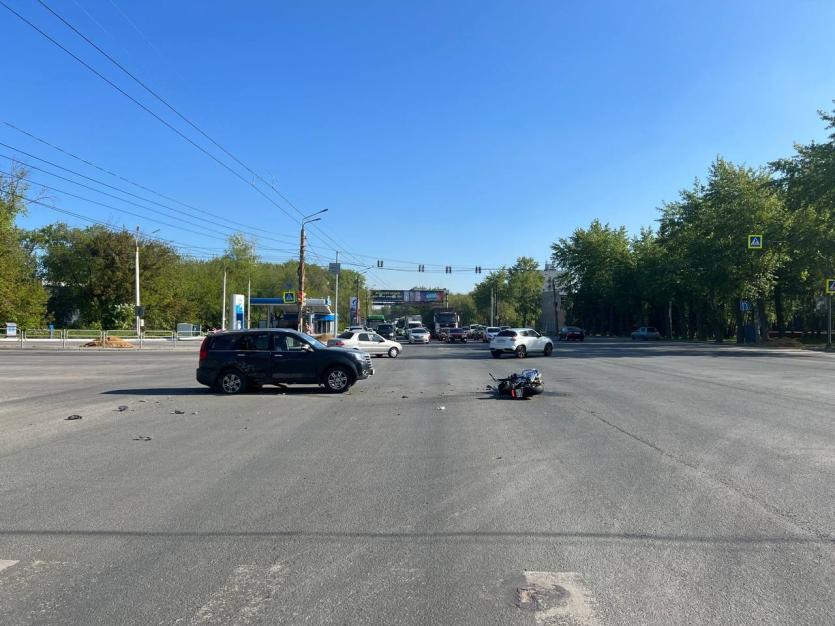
[0,167,46,327]
[508,257,542,327]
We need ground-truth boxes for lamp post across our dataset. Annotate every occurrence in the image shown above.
[298,209,328,331]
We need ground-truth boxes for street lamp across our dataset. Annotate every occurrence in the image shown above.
[297,209,328,331]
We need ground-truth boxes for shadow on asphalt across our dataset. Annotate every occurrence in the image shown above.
[400,341,822,361]
[102,385,334,396]
[0,528,829,546]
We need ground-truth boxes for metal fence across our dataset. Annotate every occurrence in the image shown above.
[0,328,202,349]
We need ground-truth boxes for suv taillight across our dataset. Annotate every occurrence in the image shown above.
[199,338,209,361]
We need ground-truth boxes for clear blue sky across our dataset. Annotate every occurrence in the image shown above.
[2,0,834,293]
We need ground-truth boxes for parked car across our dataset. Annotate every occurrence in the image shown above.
[558,326,585,341]
[196,329,373,394]
[631,326,662,341]
[376,323,397,340]
[407,327,431,344]
[490,328,553,358]
[446,327,468,343]
[482,326,501,342]
[328,330,403,357]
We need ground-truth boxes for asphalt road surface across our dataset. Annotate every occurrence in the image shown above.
[1,340,833,625]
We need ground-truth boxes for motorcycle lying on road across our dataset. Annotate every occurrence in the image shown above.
[486,369,544,399]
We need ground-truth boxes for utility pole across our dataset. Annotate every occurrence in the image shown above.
[298,209,328,331]
[221,268,227,330]
[551,277,559,334]
[490,287,495,327]
[356,276,360,325]
[334,251,340,335]
[247,277,251,329]
[134,226,141,336]
[297,223,306,331]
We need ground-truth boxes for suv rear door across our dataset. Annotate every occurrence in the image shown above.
[236,332,273,383]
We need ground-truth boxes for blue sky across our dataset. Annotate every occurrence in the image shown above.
[2,0,834,293]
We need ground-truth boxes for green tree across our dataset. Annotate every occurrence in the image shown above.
[507,257,542,327]
[0,167,47,328]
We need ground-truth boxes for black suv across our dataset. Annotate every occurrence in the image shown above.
[197,329,374,394]
[376,323,396,339]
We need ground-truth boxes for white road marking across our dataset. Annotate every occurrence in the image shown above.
[0,559,19,573]
[519,571,600,626]
[189,564,282,625]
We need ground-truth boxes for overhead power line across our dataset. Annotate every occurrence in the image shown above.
[1,121,298,242]
[15,0,391,286]
[0,0,303,227]
[0,142,298,245]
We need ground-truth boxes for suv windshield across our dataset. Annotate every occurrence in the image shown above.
[496,330,517,337]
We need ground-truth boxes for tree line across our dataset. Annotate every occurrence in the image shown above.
[548,107,835,340]
[2,105,833,338]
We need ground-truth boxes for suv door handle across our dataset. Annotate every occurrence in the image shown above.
[272,353,283,357]
[236,353,246,357]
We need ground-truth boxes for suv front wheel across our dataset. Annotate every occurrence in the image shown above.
[323,366,353,393]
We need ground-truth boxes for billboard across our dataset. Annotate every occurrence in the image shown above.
[370,290,447,305]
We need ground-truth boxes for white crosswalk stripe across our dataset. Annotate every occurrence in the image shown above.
[0,560,19,574]
[188,564,283,625]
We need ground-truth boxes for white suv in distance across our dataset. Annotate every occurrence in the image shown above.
[490,328,553,358]
[482,326,501,343]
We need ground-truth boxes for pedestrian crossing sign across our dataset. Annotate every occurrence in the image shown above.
[748,234,763,249]
[283,291,296,304]
[827,279,835,295]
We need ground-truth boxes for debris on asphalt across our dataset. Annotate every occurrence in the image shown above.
[132,435,152,441]
[117,405,128,412]
[436,406,446,411]
[191,411,199,415]
[172,409,185,415]
[401,395,408,399]
[64,414,82,420]
[83,337,135,349]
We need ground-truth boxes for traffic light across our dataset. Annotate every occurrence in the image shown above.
[418,264,425,272]
[377,259,384,268]
[475,266,482,274]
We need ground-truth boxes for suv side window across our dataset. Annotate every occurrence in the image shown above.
[239,333,271,351]
[528,330,541,338]
[276,334,310,352]
[210,334,240,350]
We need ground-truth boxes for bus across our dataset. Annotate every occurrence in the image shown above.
[366,314,386,331]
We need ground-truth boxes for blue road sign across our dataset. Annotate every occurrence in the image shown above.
[827,278,835,295]
[748,234,763,249]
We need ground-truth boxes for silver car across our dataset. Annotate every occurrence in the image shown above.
[631,326,661,341]
[407,327,430,344]
[328,331,403,357]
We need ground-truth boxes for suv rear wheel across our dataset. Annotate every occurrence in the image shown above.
[323,366,352,393]
[515,345,527,358]
[218,369,247,395]
[544,343,553,356]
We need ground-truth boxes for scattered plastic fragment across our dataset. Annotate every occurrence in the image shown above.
[133,435,152,441]
[117,405,128,412]
[64,414,82,420]
[172,409,185,414]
